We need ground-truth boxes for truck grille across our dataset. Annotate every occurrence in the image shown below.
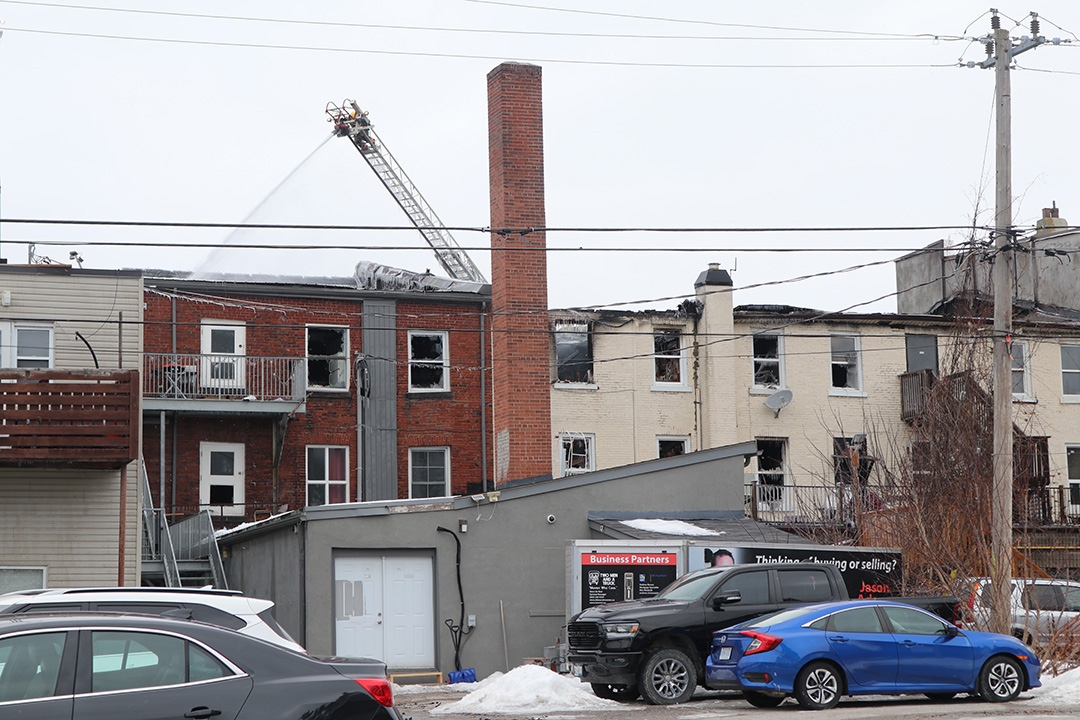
[567,622,603,649]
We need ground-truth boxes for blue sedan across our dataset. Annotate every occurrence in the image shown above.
[705,599,1040,710]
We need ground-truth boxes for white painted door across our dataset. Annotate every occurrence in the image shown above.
[199,442,245,516]
[200,323,246,391]
[335,555,434,668]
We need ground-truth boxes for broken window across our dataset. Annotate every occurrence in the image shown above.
[307,326,348,390]
[658,437,688,459]
[410,447,449,498]
[755,438,786,506]
[653,329,682,384]
[560,433,595,476]
[409,331,449,392]
[554,323,593,383]
[307,446,348,506]
[752,333,782,388]
[830,335,861,391]
[834,436,873,486]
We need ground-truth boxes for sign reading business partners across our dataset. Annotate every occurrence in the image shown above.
[688,545,903,599]
[580,552,679,609]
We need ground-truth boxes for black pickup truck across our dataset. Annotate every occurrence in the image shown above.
[566,562,959,705]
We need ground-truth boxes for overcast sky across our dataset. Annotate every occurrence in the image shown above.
[2,1,1078,313]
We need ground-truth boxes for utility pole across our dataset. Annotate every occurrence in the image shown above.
[974,11,1046,635]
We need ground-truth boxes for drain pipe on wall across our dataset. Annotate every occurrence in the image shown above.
[356,355,369,500]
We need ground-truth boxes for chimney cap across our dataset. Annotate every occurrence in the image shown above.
[695,265,733,288]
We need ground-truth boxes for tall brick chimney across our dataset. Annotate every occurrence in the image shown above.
[488,62,551,485]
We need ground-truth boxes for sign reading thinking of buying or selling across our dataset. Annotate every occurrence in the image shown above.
[689,544,903,598]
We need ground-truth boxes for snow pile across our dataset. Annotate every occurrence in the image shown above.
[431,665,627,714]
[1030,666,1080,705]
[620,518,723,537]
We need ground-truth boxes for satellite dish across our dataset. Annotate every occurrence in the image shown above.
[764,389,793,418]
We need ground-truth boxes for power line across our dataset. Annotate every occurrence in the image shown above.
[2,26,960,69]
[0,0,961,43]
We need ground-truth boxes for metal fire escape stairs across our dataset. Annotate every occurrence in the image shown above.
[326,100,487,284]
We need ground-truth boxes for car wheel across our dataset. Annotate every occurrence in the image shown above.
[924,692,957,701]
[743,690,785,708]
[637,648,696,705]
[978,655,1023,702]
[590,683,640,702]
[793,661,841,710]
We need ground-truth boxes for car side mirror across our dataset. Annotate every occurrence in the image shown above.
[711,590,742,609]
[944,624,959,637]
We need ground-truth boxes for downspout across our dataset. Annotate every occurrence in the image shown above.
[170,295,177,507]
[356,355,369,501]
[692,313,702,452]
[480,304,489,492]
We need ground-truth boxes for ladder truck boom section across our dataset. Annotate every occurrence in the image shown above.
[326,100,487,284]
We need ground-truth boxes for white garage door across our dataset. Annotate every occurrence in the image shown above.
[334,554,434,668]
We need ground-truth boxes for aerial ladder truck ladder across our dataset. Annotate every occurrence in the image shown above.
[326,100,487,284]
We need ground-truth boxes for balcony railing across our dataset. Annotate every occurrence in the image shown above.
[899,369,935,421]
[144,353,306,403]
[0,369,139,468]
[746,481,1080,528]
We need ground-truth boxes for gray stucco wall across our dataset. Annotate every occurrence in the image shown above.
[220,442,754,677]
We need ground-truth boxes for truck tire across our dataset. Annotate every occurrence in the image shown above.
[977,655,1022,702]
[590,683,640,702]
[793,660,842,710]
[638,648,696,705]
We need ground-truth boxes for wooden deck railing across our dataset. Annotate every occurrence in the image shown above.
[0,369,139,468]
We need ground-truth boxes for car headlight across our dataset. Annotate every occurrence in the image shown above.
[601,622,640,638]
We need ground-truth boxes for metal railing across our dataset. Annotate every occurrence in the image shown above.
[140,462,180,587]
[164,502,289,524]
[169,511,228,589]
[143,353,306,402]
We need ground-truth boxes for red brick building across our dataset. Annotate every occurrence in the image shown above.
[142,267,492,521]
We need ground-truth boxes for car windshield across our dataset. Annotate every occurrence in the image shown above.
[656,571,725,602]
[744,605,821,628]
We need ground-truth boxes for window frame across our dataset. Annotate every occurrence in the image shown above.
[829,333,864,396]
[0,567,47,594]
[84,629,243,694]
[305,445,350,506]
[1061,343,1080,400]
[0,322,54,369]
[751,332,785,392]
[1011,339,1034,402]
[651,327,688,391]
[407,330,450,393]
[754,437,787,507]
[559,432,596,477]
[657,436,689,459]
[408,446,450,499]
[305,325,350,392]
[553,322,594,386]
[1067,445,1080,512]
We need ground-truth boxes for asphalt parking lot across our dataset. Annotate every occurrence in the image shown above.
[395,686,1080,720]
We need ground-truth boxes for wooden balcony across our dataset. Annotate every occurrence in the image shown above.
[0,369,139,468]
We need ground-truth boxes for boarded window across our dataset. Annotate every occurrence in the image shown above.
[308,327,348,389]
[555,323,593,383]
[653,329,682,383]
[409,332,448,391]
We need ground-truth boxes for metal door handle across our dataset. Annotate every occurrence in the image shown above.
[185,708,222,719]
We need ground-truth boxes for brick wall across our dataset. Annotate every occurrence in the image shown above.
[143,289,489,515]
[488,62,552,485]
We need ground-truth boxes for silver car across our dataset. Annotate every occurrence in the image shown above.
[969,577,1080,644]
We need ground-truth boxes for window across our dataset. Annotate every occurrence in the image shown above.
[833,436,872,486]
[653,329,684,385]
[559,433,595,476]
[752,333,783,389]
[0,632,66,702]
[1062,344,1080,396]
[554,323,593,384]
[409,447,449,498]
[754,438,786,506]
[778,569,833,603]
[1012,340,1032,399]
[828,607,884,633]
[307,326,348,390]
[90,631,230,692]
[1068,446,1080,512]
[307,446,349,506]
[0,567,45,594]
[0,323,53,368]
[880,606,951,635]
[658,436,689,459]
[408,331,449,392]
[714,570,770,605]
[830,334,862,392]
